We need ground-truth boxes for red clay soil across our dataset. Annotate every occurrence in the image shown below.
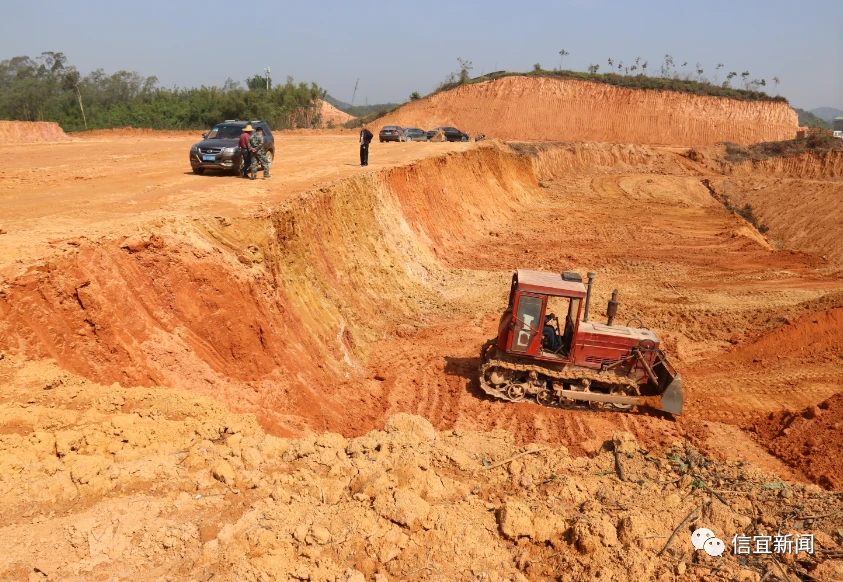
[755,391,843,490]
[0,120,69,143]
[376,76,797,145]
[2,140,842,488]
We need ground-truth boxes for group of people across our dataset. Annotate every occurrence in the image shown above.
[237,125,270,179]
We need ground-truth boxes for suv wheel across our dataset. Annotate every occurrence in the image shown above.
[193,168,205,175]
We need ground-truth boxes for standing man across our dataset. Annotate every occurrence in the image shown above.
[238,124,253,178]
[359,124,373,167]
[249,126,271,180]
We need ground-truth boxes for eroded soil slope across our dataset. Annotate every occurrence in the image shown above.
[2,141,841,479]
[710,150,843,264]
[376,76,797,145]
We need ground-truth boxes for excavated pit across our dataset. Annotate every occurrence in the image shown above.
[2,141,842,465]
[2,138,843,580]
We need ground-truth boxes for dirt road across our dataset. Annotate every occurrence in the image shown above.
[0,132,472,273]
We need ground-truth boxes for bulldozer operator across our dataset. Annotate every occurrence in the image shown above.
[541,313,560,351]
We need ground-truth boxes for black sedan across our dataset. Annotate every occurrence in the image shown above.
[379,126,403,142]
[400,128,429,142]
[426,126,470,142]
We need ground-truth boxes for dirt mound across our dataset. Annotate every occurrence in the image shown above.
[376,76,796,146]
[69,127,199,139]
[755,392,843,490]
[319,100,354,126]
[1,357,840,581]
[0,121,70,143]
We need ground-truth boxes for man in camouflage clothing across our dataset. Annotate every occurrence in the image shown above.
[248,126,271,180]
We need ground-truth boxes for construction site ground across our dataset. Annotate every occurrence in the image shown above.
[1,130,842,581]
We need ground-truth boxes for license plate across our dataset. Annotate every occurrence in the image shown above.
[202,155,215,161]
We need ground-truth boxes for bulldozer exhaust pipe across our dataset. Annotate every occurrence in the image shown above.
[607,289,619,326]
[583,272,597,322]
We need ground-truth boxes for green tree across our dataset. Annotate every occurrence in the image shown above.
[246,73,270,91]
[409,91,421,101]
[61,69,87,129]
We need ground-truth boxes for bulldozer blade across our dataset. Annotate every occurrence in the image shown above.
[658,373,684,416]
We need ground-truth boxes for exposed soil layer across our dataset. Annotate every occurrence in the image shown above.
[2,139,842,477]
[319,100,355,126]
[2,134,843,580]
[376,76,797,145]
[756,392,843,491]
[1,358,841,582]
[723,136,843,164]
[0,120,70,143]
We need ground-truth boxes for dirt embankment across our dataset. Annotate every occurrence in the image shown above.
[68,127,200,139]
[319,100,354,126]
[2,357,841,582]
[706,149,843,265]
[0,120,70,143]
[726,149,843,179]
[0,145,537,437]
[376,76,797,146]
[2,139,842,491]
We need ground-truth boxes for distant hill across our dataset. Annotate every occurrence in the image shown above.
[324,95,401,118]
[810,107,843,124]
[794,108,829,128]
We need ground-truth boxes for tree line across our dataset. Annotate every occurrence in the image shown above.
[0,52,326,131]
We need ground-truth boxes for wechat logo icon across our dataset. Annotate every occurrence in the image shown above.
[691,527,725,557]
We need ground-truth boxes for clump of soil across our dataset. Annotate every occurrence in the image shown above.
[755,392,843,490]
[2,357,841,581]
[0,120,70,143]
[723,135,843,163]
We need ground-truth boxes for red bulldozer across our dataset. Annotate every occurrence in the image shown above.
[479,269,683,415]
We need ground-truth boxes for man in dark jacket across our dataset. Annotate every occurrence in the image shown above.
[238,124,253,178]
[359,125,373,167]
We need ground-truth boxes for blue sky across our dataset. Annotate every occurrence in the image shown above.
[2,0,841,110]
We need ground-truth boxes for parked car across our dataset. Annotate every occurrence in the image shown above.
[379,126,403,142]
[189,120,274,175]
[426,126,470,142]
[400,128,429,142]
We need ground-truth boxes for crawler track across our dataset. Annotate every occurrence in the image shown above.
[478,339,641,411]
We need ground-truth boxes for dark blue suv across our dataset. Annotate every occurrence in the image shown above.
[189,120,275,175]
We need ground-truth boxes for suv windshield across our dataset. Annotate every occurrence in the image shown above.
[206,125,244,139]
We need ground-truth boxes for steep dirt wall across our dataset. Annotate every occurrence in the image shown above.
[521,142,692,180]
[715,151,843,264]
[376,76,796,146]
[0,145,537,435]
[0,120,70,143]
[727,150,843,179]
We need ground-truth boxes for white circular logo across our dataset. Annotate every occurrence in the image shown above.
[691,528,715,550]
[703,537,725,557]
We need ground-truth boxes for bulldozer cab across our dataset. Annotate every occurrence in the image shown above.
[501,270,586,359]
